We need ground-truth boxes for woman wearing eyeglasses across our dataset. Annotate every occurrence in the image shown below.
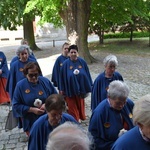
[28,94,77,150]
[12,62,57,136]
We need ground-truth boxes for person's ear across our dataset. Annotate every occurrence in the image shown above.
[137,122,143,129]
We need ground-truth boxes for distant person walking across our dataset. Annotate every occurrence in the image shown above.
[51,42,69,90]
[10,39,36,66]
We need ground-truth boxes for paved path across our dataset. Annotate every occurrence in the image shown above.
[0,37,150,150]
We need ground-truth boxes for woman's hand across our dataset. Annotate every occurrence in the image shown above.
[40,103,45,111]
[29,107,45,115]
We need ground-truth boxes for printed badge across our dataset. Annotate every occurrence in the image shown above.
[38,91,43,95]
[78,65,82,68]
[70,66,73,69]
[104,122,110,128]
[25,89,30,93]
[19,68,23,72]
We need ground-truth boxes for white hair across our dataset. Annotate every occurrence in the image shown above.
[133,94,150,126]
[16,45,32,56]
[103,55,118,66]
[46,122,92,150]
[107,80,129,99]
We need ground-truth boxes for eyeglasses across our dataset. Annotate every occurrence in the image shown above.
[28,73,39,78]
[64,48,69,50]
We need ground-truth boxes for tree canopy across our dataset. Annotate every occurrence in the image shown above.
[0,0,149,61]
[0,0,39,50]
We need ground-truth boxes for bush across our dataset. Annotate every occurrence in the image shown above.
[104,31,149,39]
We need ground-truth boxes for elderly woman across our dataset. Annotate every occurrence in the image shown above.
[10,41,36,67]
[51,42,69,89]
[112,94,150,150]
[0,51,10,104]
[12,62,57,136]
[59,44,93,122]
[46,122,92,150]
[28,94,77,150]
[91,54,123,112]
[89,80,134,150]
[6,45,38,100]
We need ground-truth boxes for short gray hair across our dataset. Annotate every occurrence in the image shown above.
[133,94,150,126]
[46,122,92,150]
[103,55,118,66]
[108,80,129,99]
[16,45,31,56]
[20,39,28,45]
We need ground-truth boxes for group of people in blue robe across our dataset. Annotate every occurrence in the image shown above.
[2,40,150,150]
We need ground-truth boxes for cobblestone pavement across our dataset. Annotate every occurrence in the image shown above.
[0,38,150,150]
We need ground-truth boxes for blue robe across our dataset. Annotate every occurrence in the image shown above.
[12,76,57,132]
[51,54,68,89]
[91,71,123,111]
[0,52,10,104]
[112,126,150,150]
[28,113,78,150]
[0,51,9,78]
[6,58,37,99]
[88,98,134,150]
[59,57,93,97]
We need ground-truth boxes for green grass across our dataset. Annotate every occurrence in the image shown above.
[89,37,150,56]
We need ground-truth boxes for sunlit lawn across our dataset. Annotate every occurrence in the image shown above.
[89,37,150,57]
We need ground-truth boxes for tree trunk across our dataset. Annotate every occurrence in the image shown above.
[98,27,104,44]
[23,17,40,51]
[149,29,150,47]
[130,28,133,42]
[59,0,96,64]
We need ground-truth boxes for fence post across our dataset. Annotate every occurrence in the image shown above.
[53,40,55,47]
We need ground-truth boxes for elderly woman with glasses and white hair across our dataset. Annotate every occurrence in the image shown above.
[28,94,77,150]
[112,94,150,150]
[46,122,92,150]
[91,54,123,112]
[89,80,134,150]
